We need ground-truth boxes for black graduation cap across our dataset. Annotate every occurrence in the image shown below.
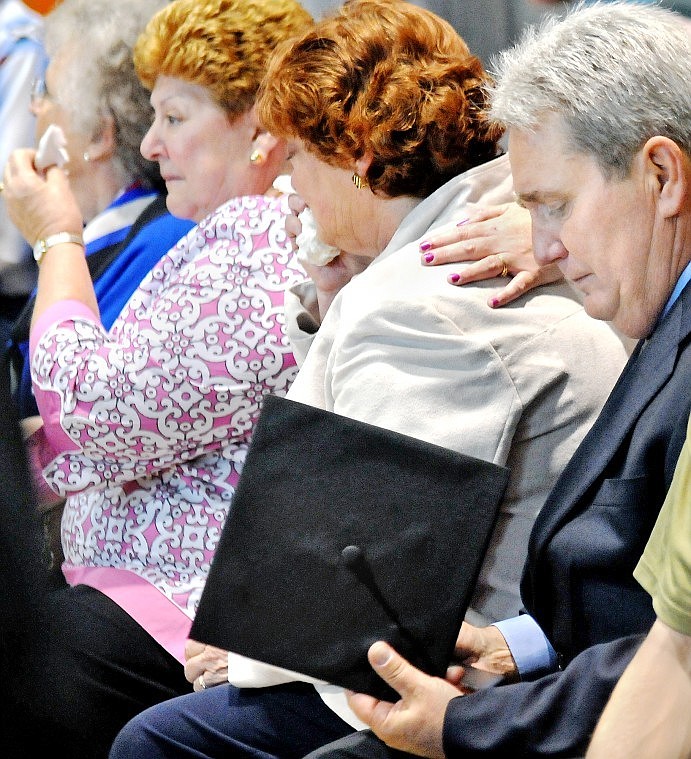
[191,394,509,701]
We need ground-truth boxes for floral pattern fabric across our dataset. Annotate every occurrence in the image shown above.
[31,194,305,618]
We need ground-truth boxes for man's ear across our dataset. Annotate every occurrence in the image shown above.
[86,115,116,162]
[644,136,688,218]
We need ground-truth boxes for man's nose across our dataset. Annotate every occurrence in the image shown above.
[532,225,568,267]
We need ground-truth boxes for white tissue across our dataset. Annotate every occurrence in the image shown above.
[272,174,294,196]
[296,208,339,267]
[34,124,69,171]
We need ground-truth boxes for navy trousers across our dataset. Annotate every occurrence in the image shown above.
[110,681,357,758]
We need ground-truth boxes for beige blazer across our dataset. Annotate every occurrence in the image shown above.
[285,154,630,624]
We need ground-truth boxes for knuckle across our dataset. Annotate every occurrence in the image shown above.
[386,658,407,683]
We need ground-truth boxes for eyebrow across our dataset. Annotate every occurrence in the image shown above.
[514,191,564,207]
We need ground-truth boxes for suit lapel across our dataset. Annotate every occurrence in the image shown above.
[526,285,691,582]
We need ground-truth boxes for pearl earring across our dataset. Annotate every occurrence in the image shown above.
[83,151,90,162]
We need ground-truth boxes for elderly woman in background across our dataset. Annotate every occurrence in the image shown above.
[1,0,312,756]
[109,2,628,757]
[9,0,193,423]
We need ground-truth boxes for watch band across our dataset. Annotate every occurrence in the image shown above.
[33,232,84,265]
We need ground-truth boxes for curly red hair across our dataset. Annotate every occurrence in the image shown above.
[257,0,504,198]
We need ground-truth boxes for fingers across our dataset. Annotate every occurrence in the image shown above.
[484,272,543,308]
[353,643,457,757]
[191,669,227,692]
[348,641,426,726]
[184,643,229,685]
[345,642,421,724]
[481,266,564,309]
[419,220,472,255]
[444,256,564,308]
[445,664,464,685]
[286,193,306,247]
[184,656,202,684]
[453,621,483,662]
[287,192,306,215]
[418,204,513,266]
[346,689,389,726]
[285,212,302,242]
[5,147,37,175]
[452,624,519,680]
[419,226,485,266]
[366,641,421,700]
[184,638,206,660]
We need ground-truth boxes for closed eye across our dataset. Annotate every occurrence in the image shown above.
[538,202,570,222]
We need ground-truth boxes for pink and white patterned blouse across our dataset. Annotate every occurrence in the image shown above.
[30,194,306,663]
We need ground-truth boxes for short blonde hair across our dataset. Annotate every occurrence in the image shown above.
[257,0,502,198]
[134,0,313,117]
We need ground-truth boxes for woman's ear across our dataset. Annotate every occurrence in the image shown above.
[249,130,281,166]
[644,136,688,218]
[246,105,283,166]
[85,115,116,162]
[354,151,374,177]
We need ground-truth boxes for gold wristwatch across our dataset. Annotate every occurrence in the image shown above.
[33,232,84,265]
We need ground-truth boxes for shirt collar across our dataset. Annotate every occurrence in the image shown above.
[660,259,691,321]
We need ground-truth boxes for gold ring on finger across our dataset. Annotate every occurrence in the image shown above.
[497,255,509,278]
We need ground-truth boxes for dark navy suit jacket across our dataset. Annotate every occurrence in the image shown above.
[442,282,691,756]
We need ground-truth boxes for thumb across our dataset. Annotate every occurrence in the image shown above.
[368,641,421,699]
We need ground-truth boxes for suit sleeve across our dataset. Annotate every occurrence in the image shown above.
[443,634,644,757]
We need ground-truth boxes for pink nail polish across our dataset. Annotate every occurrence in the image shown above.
[450,273,461,283]
[490,297,499,308]
[456,218,470,227]
[420,240,432,252]
[424,253,434,263]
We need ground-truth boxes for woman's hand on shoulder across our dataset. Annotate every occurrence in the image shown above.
[419,202,563,308]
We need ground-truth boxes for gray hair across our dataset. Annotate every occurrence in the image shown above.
[488,1,691,178]
[44,0,168,189]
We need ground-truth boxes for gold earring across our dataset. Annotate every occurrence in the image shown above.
[250,150,265,165]
[352,172,368,190]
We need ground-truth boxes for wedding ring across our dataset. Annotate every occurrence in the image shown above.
[198,675,207,690]
[497,255,509,278]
